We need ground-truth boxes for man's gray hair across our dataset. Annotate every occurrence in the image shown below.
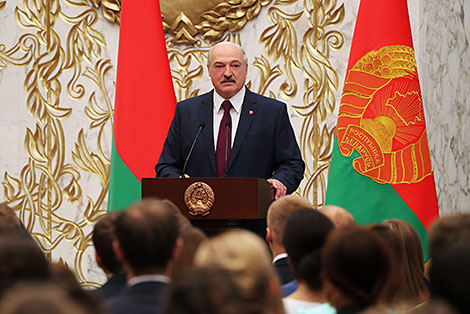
[207,42,248,66]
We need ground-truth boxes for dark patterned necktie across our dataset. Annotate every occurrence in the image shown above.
[216,100,232,177]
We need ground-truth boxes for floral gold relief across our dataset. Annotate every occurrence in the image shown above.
[0,0,346,286]
[161,0,273,45]
[1,0,114,287]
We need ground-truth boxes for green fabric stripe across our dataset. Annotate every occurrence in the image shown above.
[326,140,429,260]
[108,136,141,211]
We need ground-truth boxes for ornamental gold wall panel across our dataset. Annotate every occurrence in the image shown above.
[1,0,467,287]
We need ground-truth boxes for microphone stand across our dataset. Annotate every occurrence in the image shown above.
[182,122,206,177]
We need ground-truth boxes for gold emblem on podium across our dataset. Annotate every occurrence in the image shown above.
[184,182,215,216]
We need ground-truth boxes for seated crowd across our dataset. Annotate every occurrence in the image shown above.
[0,199,468,314]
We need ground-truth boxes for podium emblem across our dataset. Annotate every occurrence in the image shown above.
[184,182,215,216]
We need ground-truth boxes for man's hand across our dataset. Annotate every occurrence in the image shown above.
[267,178,287,200]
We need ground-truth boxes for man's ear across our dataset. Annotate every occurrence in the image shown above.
[172,238,183,262]
[95,250,104,270]
[112,240,126,265]
[266,227,273,245]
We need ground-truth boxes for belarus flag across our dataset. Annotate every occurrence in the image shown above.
[108,0,176,211]
[326,0,439,258]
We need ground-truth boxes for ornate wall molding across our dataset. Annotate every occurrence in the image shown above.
[3,0,465,288]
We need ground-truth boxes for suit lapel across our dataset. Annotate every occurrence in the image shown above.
[198,91,217,175]
[229,89,258,170]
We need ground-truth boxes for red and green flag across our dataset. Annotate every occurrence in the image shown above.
[108,0,176,211]
[326,0,439,258]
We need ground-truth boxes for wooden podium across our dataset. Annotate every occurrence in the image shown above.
[142,178,274,235]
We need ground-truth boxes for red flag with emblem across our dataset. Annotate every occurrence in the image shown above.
[326,0,439,258]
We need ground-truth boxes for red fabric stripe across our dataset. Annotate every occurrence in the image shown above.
[343,0,439,229]
[347,0,413,71]
[113,0,176,182]
[392,176,439,231]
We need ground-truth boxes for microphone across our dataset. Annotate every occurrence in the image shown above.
[224,120,231,177]
[182,122,206,177]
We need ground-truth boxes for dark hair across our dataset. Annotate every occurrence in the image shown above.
[49,263,104,314]
[92,212,122,274]
[170,227,207,280]
[0,235,50,295]
[0,203,21,230]
[114,199,179,273]
[283,209,334,290]
[430,241,470,314]
[430,213,470,259]
[322,227,393,308]
[164,267,245,314]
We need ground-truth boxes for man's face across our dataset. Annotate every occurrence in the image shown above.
[208,44,248,99]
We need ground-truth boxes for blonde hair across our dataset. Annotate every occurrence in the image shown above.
[382,219,427,306]
[267,195,313,244]
[319,205,355,228]
[195,230,285,314]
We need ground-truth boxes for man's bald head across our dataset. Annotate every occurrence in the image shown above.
[319,205,355,228]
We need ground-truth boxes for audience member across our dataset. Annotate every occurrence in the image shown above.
[92,211,126,300]
[0,282,89,314]
[49,262,104,314]
[161,199,192,233]
[195,229,285,314]
[164,266,246,314]
[322,227,393,314]
[429,241,470,314]
[282,209,335,314]
[0,202,30,237]
[429,212,470,259]
[106,198,181,314]
[0,234,50,296]
[380,219,428,309]
[170,226,207,280]
[319,205,355,228]
[266,195,313,285]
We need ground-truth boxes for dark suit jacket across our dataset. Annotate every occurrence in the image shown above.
[274,256,296,285]
[155,89,304,194]
[96,272,127,301]
[106,281,167,314]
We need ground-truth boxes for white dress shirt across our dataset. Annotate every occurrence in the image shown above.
[212,87,246,151]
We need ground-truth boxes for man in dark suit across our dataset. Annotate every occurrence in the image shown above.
[92,212,126,300]
[106,199,181,314]
[266,195,313,285]
[156,42,304,199]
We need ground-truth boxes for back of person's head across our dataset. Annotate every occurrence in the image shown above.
[429,241,470,314]
[49,262,104,314]
[0,203,21,230]
[114,198,179,274]
[194,229,284,314]
[164,266,246,314]
[282,209,334,291]
[429,213,470,259]
[170,226,207,279]
[0,234,50,295]
[319,205,355,228]
[381,219,427,303]
[368,224,403,305]
[92,212,122,274]
[161,199,192,233]
[0,282,90,314]
[267,195,313,246]
[322,227,393,311]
